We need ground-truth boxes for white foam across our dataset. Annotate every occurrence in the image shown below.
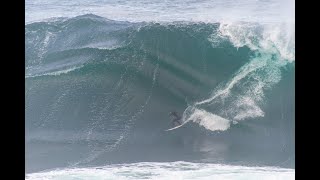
[233,96,265,120]
[26,161,295,180]
[187,109,230,131]
[190,55,283,128]
[218,22,295,62]
[195,57,267,106]
[189,18,294,131]
[81,39,128,50]
[25,64,84,78]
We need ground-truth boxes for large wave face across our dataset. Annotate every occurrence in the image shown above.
[25,14,294,173]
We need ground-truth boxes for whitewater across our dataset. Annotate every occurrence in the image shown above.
[25,0,295,179]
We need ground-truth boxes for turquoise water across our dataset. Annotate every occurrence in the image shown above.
[25,0,295,179]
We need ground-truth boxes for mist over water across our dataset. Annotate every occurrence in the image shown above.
[26,0,294,24]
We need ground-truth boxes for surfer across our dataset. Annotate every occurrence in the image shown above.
[169,111,182,126]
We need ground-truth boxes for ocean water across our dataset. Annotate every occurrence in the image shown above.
[25,0,295,179]
[26,162,294,180]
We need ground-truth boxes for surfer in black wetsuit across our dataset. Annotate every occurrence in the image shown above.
[169,111,182,126]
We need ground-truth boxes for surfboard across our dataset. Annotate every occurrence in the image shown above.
[165,124,184,131]
[165,119,191,131]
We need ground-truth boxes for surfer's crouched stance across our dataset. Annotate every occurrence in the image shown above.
[169,111,182,126]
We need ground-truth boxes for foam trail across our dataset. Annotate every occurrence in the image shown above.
[195,58,267,106]
[184,21,294,131]
[188,108,230,131]
[26,65,85,78]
